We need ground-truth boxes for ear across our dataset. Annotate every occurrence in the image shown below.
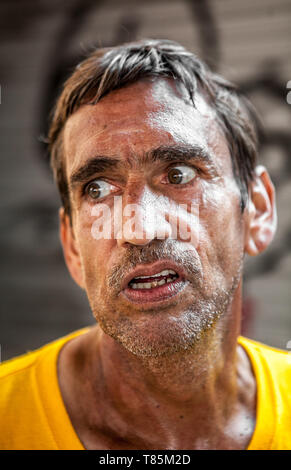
[59,208,85,289]
[245,165,277,256]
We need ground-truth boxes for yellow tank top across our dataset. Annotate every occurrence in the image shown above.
[0,329,290,449]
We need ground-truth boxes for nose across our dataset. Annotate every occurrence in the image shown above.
[116,186,172,247]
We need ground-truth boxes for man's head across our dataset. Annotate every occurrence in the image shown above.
[48,39,277,357]
[49,39,259,217]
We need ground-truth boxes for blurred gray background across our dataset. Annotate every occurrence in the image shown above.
[0,0,290,361]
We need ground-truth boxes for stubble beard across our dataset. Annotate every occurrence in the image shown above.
[88,240,243,358]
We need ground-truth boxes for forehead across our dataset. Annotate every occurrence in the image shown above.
[63,78,231,176]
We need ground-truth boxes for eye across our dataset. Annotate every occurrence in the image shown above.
[85,180,117,200]
[167,166,197,185]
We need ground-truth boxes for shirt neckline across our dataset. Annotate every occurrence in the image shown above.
[238,336,276,450]
[36,331,274,450]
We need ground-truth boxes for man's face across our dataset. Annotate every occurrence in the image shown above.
[62,78,246,357]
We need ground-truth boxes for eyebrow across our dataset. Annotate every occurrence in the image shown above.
[70,157,119,186]
[149,144,216,167]
[69,144,217,187]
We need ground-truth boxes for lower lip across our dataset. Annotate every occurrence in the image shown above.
[122,278,187,305]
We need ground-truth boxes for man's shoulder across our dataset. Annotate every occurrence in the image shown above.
[0,328,90,450]
[238,335,291,381]
[239,335,290,360]
[0,348,41,382]
[0,327,90,383]
[239,336,291,450]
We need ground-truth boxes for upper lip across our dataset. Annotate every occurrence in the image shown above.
[122,260,186,290]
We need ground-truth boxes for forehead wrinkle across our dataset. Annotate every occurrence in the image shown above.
[64,119,106,158]
[64,79,232,189]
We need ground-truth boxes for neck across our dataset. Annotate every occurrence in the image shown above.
[98,319,238,403]
[59,283,256,449]
[83,286,254,449]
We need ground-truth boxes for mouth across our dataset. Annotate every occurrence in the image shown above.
[121,261,188,305]
[128,268,178,288]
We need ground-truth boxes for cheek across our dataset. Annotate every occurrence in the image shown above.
[74,205,115,287]
[197,181,244,278]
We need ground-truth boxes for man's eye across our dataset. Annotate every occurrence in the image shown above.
[167,166,197,184]
[85,180,116,200]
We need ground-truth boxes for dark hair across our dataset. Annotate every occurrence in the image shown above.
[48,39,258,215]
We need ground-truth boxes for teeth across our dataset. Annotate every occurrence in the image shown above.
[129,269,179,290]
[130,279,168,289]
[134,269,177,280]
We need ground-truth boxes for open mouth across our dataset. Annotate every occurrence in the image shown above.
[122,263,187,305]
[128,269,179,290]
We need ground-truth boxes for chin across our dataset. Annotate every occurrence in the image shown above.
[94,307,220,358]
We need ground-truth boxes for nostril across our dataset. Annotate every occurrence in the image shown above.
[117,237,154,248]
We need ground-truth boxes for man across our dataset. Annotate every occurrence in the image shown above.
[0,39,290,450]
